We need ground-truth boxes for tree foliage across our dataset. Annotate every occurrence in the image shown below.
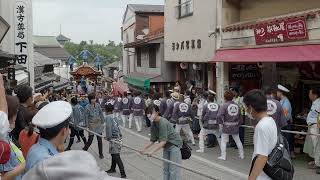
[64,40,122,66]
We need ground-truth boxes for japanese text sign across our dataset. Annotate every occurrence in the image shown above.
[15,1,28,64]
[254,18,308,45]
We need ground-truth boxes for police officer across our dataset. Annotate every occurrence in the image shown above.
[277,84,295,158]
[197,91,221,153]
[25,101,72,172]
[131,91,145,132]
[173,94,196,145]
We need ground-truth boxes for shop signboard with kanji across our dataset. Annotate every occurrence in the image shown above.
[254,18,308,45]
[14,0,34,88]
[230,64,260,80]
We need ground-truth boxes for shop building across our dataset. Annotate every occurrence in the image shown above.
[213,0,320,148]
[121,4,175,93]
[164,0,218,91]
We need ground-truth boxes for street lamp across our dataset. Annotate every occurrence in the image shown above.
[0,16,10,44]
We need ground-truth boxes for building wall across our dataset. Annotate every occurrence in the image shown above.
[135,15,149,40]
[122,7,136,75]
[222,0,240,27]
[136,44,161,75]
[149,16,164,32]
[164,0,217,62]
[240,0,320,22]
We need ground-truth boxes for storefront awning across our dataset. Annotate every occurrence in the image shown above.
[124,74,151,91]
[212,44,320,62]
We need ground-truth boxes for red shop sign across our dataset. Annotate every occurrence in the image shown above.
[254,18,308,45]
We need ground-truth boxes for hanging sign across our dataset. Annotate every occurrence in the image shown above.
[254,18,308,45]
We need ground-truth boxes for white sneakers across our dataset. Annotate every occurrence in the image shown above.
[196,149,204,153]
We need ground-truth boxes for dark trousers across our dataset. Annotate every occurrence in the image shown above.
[207,134,216,145]
[282,123,294,152]
[239,115,245,144]
[145,115,151,127]
[110,153,126,176]
[83,134,103,156]
[66,126,87,150]
[192,118,201,134]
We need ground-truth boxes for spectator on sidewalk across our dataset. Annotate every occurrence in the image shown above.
[82,93,105,159]
[11,85,34,145]
[217,90,244,161]
[104,102,127,178]
[244,89,277,180]
[22,151,122,180]
[140,104,182,180]
[25,101,72,172]
[305,88,320,174]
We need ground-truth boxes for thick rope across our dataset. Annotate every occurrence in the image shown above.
[74,125,220,180]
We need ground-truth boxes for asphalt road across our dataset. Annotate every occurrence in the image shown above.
[66,120,319,180]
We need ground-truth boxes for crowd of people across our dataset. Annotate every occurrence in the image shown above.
[0,71,320,180]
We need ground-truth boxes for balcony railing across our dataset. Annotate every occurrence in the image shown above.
[175,0,193,19]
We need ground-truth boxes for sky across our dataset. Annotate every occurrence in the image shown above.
[33,0,164,44]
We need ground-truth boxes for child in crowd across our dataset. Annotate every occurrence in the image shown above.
[104,102,127,179]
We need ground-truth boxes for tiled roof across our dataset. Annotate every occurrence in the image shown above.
[34,52,59,67]
[56,34,71,41]
[128,4,164,13]
[34,47,70,61]
[33,35,61,47]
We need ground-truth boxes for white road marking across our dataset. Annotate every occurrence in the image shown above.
[120,127,248,179]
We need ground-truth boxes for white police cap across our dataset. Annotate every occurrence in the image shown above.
[32,101,72,129]
[277,84,290,93]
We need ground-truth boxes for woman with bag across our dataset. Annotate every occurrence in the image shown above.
[139,104,183,180]
[82,93,105,159]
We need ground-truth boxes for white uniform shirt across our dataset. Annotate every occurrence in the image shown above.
[253,116,277,180]
[307,98,320,125]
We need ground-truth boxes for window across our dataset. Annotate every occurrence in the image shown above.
[149,46,157,68]
[137,48,141,67]
[176,0,193,19]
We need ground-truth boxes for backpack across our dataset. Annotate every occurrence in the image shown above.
[180,141,192,160]
[250,132,294,180]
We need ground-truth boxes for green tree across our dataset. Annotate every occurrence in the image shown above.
[64,41,122,66]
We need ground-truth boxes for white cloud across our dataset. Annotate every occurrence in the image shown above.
[33,0,164,44]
